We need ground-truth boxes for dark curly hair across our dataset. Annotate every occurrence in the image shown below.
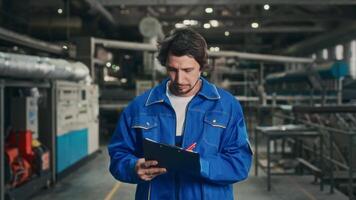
[157,28,208,70]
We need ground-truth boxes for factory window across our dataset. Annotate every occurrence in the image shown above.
[335,44,344,60]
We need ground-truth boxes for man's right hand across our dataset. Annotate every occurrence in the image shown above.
[135,158,167,181]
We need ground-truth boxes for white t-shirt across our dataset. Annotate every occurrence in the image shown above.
[166,82,194,136]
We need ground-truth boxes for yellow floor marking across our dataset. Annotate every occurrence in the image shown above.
[104,182,122,200]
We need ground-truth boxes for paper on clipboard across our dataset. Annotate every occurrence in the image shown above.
[142,138,201,175]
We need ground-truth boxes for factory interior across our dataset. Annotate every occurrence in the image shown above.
[1,0,356,200]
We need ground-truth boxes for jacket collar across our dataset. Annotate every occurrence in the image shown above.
[198,77,221,100]
[145,77,220,106]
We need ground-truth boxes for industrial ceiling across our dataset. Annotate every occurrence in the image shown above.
[1,0,356,56]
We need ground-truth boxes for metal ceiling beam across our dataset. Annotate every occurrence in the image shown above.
[285,22,356,55]
[0,27,65,55]
[99,0,356,6]
[200,26,325,34]
[159,15,356,22]
[85,0,116,26]
[113,13,355,27]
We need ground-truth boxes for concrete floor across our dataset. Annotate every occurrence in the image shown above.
[29,147,348,200]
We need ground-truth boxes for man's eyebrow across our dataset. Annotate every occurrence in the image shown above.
[181,66,195,69]
[166,66,176,70]
[166,65,194,70]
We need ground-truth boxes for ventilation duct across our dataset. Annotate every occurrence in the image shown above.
[0,52,89,81]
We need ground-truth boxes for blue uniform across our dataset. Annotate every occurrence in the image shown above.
[108,77,252,200]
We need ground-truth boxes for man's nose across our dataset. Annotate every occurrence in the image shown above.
[176,70,184,84]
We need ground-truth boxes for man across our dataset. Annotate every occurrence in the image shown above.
[108,28,252,199]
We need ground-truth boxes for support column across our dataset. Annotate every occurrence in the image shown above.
[0,81,4,200]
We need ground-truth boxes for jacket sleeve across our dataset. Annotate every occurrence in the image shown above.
[199,102,253,185]
[108,110,143,184]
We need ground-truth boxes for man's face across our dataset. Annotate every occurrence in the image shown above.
[166,54,201,97]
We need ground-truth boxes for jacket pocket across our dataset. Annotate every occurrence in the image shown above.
[202,111,229,151]
[131,115,159,141]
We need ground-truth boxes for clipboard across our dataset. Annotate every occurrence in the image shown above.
[143,138,201,175]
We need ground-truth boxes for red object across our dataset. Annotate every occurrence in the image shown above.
[8,130,33,156]
[5,147,19,164]
[186,142,197,151]
[5,147,32,187]
[6,130,34,187]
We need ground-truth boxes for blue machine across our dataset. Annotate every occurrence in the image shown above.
[56,129,88,173]
[265,61,349,96]
[266,61,349,84]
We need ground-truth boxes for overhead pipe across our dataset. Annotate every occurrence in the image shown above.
[30,17,82,30]
[209,51,314,64]
[93,37,314,63]
[0,52,89,81]
[94,38,157,52]
[0,27,65,56]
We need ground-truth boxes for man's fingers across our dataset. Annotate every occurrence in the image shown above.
[145,167,167,176]
[136,159,167,181]
[143,160,158,168]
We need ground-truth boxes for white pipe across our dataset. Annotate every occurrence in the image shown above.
[93,37,314,63]
[209,51,314,63]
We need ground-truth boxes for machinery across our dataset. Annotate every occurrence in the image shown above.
[5,96,51,188]
[55,81,99,174]
[5,131,50,188]
[265,61,348,96]
[263,61,350,105]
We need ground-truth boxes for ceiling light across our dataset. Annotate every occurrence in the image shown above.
[205,7,213,13]
[190,20,198,26]
[209,47,220,52]
[183,20,190,25]
[251,22,259,29]
[209,20,219,27]
[106,62,112,68]
[57,8,63,14]
[203,23,211,29]
[264,4,270,10]
[224,31,230,36]
[182,20,198,26]
[175,23,186,28]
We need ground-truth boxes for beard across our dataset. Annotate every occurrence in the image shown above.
[170,78,200,96]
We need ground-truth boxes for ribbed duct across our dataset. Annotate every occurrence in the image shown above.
[0,52,89,81]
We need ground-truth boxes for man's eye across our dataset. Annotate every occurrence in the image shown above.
[185,69,193,72]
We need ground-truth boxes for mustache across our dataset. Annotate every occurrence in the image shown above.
[172,83,188,87]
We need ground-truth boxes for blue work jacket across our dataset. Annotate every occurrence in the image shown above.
[108,77,252,200]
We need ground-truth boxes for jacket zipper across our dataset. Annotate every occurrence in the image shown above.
[176,97,195,200]
[147,182,151,200]
[181,96,195,148]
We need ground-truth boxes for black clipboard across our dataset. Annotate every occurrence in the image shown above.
[143,138,201,175]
